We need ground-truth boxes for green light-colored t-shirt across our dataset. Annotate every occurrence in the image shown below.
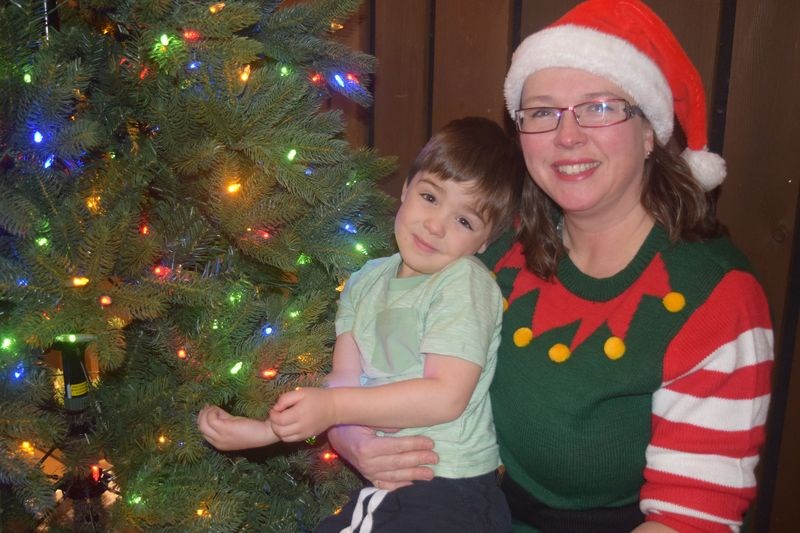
[335,253,502,478]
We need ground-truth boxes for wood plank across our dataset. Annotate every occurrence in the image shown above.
[372,0,433,198]
[431,0,515,131]
[719,1,800,530]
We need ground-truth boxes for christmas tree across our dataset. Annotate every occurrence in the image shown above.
[0,0,394,530]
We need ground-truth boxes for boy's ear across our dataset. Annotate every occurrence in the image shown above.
[477,240,489,254]
[400,180,408,202]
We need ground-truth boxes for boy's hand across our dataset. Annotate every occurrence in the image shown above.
[270,387,335,442]
[197,405,278,450]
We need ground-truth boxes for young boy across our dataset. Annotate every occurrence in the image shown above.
[198,117,524,532]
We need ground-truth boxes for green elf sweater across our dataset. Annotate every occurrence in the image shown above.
[482,225,773,533]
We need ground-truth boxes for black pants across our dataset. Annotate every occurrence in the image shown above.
[315,471,511,533]
[500,473,644,533]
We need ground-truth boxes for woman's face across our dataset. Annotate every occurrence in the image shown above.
[518,68,654,223]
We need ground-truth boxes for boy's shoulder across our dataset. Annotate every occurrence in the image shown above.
[435,256,500,294]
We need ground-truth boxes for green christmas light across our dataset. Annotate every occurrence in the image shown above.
[279,65,291,76]
[355,243,368,255]
[228,291,243,305]
[287,149,297,161]
[229,361,243,374]
[1,337,13,350]
[288,311,300,318]
[129,495,143,505]
[159,34,170,46]
[36,237,49,247]
[296,253,311,265]
[23,73,32,83]
[211,319,219,330]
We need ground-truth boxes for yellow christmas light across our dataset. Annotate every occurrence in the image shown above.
[330,21,344,31]
[71,276,90,287]
[20,441,35,455]
[209,2,225,14]
[239,65,251,82]
[226,182,241,194]
[85,195,102,214]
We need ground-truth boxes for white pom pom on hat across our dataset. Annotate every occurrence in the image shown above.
[504,0,726,190]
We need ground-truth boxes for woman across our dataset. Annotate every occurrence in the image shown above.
[327,1,773,531]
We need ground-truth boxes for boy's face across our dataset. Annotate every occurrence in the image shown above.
[395,171,492,278]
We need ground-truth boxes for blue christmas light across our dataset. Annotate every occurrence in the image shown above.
[342,222,357,234]
[188,61,201,70]
[13,362,25,380]
[304,167,314,176]
[43,155,54,168]
[16,278,28,287]
[33,131,43,143]
[261,324,274,337]
[334,74,345,87]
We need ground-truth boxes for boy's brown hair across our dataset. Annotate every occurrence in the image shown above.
[406,117,525,243]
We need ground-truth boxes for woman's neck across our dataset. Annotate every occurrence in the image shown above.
[561,205,654,279]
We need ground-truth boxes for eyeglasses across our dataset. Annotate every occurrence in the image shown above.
[514,98,644,134]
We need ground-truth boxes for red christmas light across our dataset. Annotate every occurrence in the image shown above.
[322,451,338,462]
[182,29,201,42]
[261,368,278,379]
[139,67,150,80]
[153,265,171,278]
[177,348,187,359]
[310,72,324,84]
[346,73,359,84]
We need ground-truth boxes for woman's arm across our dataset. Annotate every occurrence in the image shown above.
[640,271,773,532]
[326,424,438,490]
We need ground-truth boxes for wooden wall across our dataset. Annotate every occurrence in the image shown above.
[332,1,799,531]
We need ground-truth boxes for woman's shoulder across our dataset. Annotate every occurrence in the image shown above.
[663,234,754,276]
[477,230,518,269]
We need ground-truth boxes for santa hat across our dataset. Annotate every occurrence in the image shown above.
[504,0,726,190]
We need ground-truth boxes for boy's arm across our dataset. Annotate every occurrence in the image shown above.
[197,405,279,450]
[270,353,481,442]
[324,331,363,388]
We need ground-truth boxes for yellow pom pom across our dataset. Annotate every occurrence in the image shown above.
[513,327,533,347]
[502,297,509,312]
[604,336,626,360]
[548,343,571,363]
[662,291,686,312]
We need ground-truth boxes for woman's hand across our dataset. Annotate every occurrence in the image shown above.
[327,424,438,490]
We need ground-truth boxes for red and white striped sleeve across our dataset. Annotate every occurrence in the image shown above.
[640,270,774,532]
